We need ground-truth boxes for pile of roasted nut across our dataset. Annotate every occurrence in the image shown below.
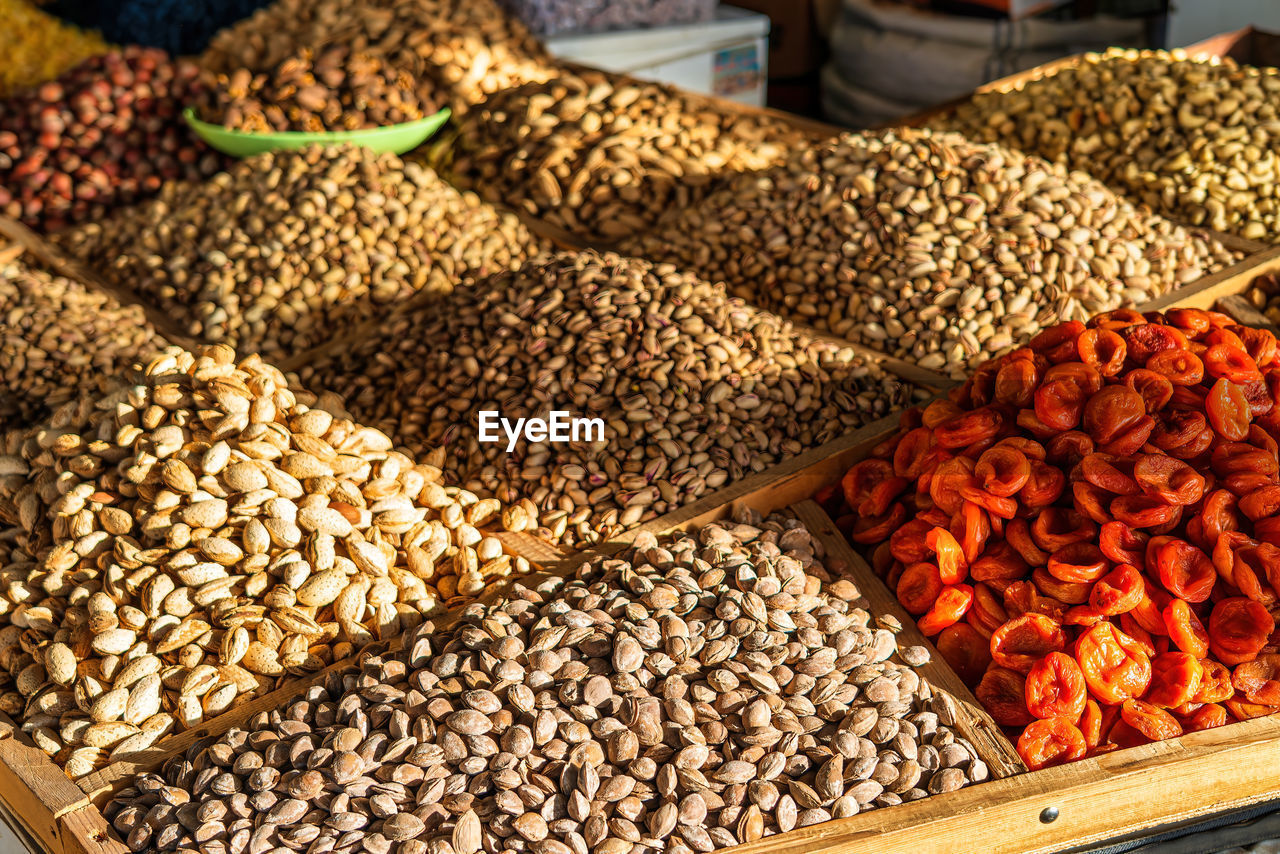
[199,0,556,115]
[198,45,441,132]
[0,257,171,433]
[938,48,1280,241]
[438,71,815,242]
[56,144,547,363]
[626,129,1239,378]
[299,251,926,547]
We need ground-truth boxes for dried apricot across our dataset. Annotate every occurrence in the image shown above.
[1206,378,1251,442]
[976,666,1033,726]
[918,583,975,636]
[937,623,992,685]
[1209,597,1274,661]
[1047,542,1110,584]
[1145,651,1203,709]
[1076,622,1152,704]
[896,563,943,616]
[1025,651,1088,720]
[1180,703,1228,732]
[1232,653,1280,705]
[1090,564,1145,616]
[1017,717,1087,770]
[1162,599,1210,659]
[1120,698,1183,740]
[991,614,1067,673]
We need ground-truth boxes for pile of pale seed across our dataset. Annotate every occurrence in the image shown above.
[107,509,987,854]
[435,71,817,243]
[54,144,546,365]
[0,347,528,778]
[199,0,556,116]
[0,258,171,434]
[937,48,1280,241]
[299,251,924,547]
[623,129,1239,378]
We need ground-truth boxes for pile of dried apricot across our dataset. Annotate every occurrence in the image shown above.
[832,308,1280,769]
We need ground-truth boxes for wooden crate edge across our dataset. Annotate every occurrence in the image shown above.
[0,712,94,854]
[58,806,124,854]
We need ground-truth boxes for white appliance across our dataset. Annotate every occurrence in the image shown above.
[544,6,770,106]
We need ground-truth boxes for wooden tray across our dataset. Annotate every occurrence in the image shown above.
[6,48,1280,852]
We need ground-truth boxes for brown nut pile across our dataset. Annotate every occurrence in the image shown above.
[107,508,988,854]
[623,129,1239,378]
[0,257,171,433]
[199,45,441,133]
[299,251,925,548]
[0,346,530,778]
[436,71,816,243]
[936,48,1280,241]
[55,144,547,364]
[0,46,227,232]
[199,0,555,116]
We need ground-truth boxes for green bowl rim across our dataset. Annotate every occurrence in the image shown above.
[182,105,452,142]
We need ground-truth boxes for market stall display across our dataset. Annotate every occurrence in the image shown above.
[0,253,171,433]
[834,307,1280,767]
[104,509,991,853]
[0,347,532,779]
[624,129,1240,378]
[935,48,1280,242]
[299,251,927,548]
[0,0,110,97]
[2,0,1280,851]
[54,144,548,364]
[0,47,227,233]
[437,70,814,243]
[198,0,557,116]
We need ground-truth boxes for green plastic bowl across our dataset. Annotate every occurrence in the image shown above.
[184,107,451,158]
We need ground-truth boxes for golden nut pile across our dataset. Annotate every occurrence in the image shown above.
[0,0,110,96]
[938,48,1280,240]
[199,45,440,132]
[55,144,547,364]
[300,251,925,548]
[0,347,530,778]
[438,71,816,242]
[624,129,1239,378]
[0,257,171,434]
[199,0,555,116]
